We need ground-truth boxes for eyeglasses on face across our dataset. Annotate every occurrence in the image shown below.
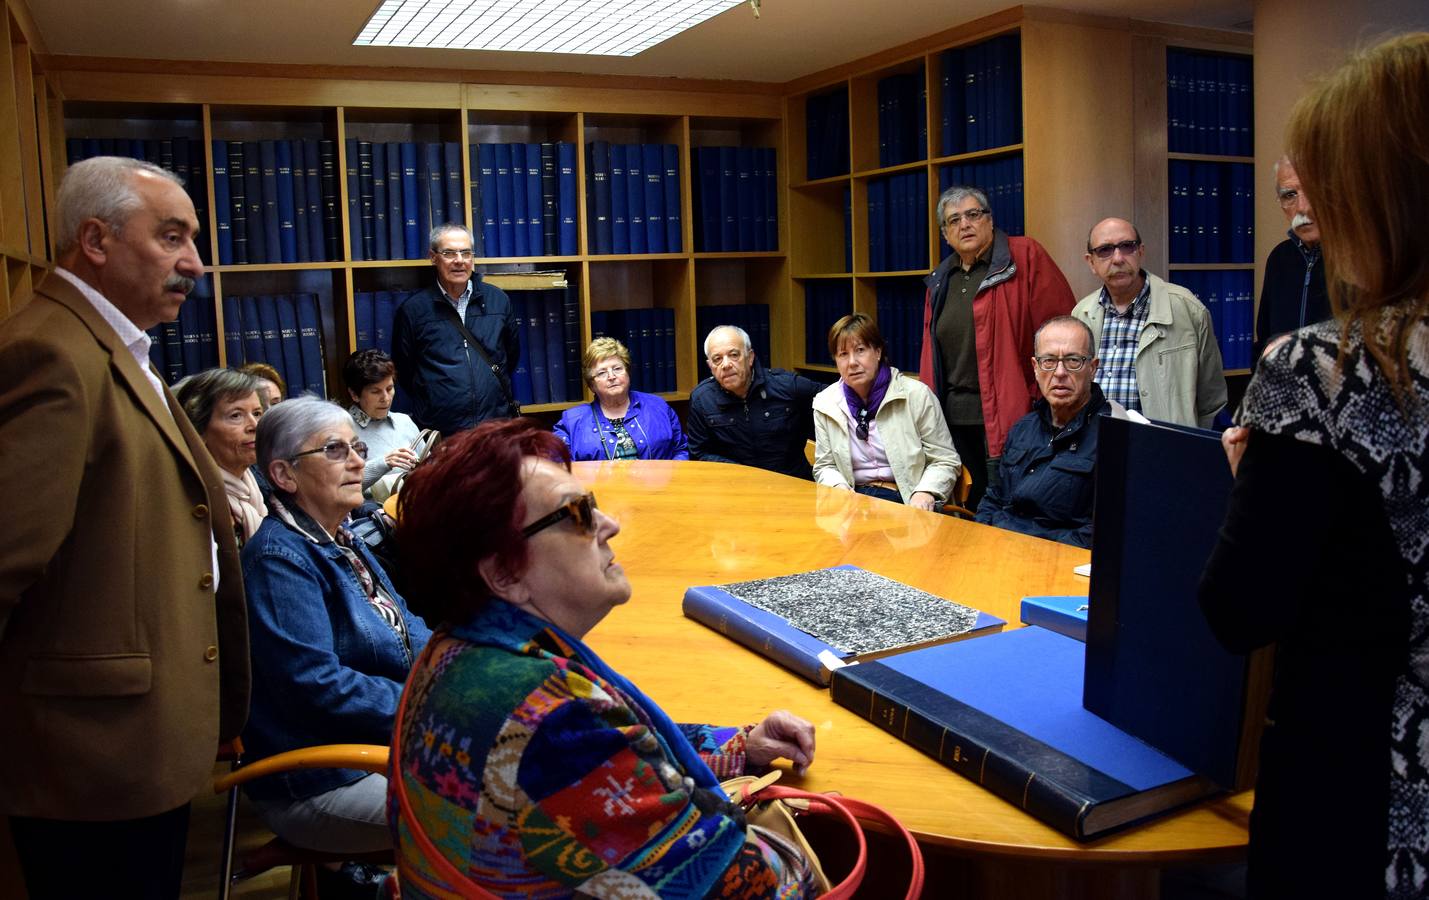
[289,439,369,462]
[436,248,474,260]
[942,208,989,228]
[1276,189,1302,209]
[1088,239,1141,260]
[1033,355,1093,372]
[522,491,599,539]
[591,364,627,381]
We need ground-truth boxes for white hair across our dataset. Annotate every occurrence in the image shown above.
[55,156,184,255]
[429,222,475,252]
[704,325,753,358]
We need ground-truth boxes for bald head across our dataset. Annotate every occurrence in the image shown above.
[1084,217,1146,310]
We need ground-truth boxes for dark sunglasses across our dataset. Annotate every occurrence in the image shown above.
[522,492,599,538]
[1089,239,1141,260]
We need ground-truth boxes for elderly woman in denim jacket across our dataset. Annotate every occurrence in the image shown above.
[240,397,432,868]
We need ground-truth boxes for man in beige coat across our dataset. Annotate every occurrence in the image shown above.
[1071,217,1226,428]
[0,157,249,898]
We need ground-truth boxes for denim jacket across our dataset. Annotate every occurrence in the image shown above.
[239,503,432,802]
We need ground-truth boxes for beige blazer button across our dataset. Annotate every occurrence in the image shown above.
[204,645,219,662]
[192,504,209,519]
[198,572,214,590]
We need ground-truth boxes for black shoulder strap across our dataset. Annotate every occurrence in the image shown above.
[434,297,520,414]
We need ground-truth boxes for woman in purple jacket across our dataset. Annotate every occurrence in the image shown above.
[553,337,689,461]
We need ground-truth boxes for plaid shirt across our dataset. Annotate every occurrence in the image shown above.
[1094,277,1151,411]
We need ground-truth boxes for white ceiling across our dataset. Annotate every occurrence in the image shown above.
[26,0,1252,84]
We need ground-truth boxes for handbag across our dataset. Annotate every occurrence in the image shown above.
[369,429,440,504]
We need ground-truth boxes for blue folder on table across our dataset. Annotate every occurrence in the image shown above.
[1019,596,1090,642]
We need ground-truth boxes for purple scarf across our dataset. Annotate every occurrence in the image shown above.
[843,364,893,438]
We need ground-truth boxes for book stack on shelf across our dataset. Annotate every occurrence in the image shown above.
[877,66,926,167]
[1172,270,1254,371]
[875,279,925,372]
[938,155,1025,244]
[866,173,928,272]
[584,142,683,255]
[695,303,771,367]
[145,278,218,384]
[804,86,850,181]
[1168,161,1253,264]
[588,307,677,394]
[66,137,213,264]
[217,292,327,396]
[471,142,579,258]
[509,286,582,405]
[803,282,850,366]
[938,33,1022,157]
[1167,49,1252,156]
[691,146,779,252]
[210,140,342,266]
[344,139,463,263]
[352,290,400,356]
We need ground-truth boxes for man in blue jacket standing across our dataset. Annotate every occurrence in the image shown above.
[687,325,822,479]
[392,224,519,437]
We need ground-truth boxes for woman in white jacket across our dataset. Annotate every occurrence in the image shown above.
[813,314,960,510]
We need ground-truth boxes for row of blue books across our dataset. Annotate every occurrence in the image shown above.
[868,172,929,272]
[352,290,401,357]
[940,33,1022,157]
[145,279,218,385]
[209,140,341,266]
[691,146,779,253]
[804,86,850,181]
[588,307,678,394]
[875,279,925,372]
[509,288,582,405]
[346,139,464,263]
[218,293,328,397]
[584,142,683,256]
[471,143,578,258]
[877,66,927,168]
[1173,270,1255,371]
[803,281,851,365]
[1167,48,1252,157]
[938,154,1026,253]
[695,303,772,368]
[1169,160,1254,264]
[65,136,213,265]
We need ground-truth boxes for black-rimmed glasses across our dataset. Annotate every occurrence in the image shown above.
[1032,355,1092,372]
[1088,239,1141,260]
[522,492,598,538]
[289,440,369,462]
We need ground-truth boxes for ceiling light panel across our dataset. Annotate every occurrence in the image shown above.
[354,0,745,56]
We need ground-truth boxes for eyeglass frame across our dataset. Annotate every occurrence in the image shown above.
[590,363,627,381]
[434,248,475,260]
[1031,355,1094,373]
[942,207,990,228]
[1087,239,1142,260]
[288,439,369,463]
[522,491,599,539]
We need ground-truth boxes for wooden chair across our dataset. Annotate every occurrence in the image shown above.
[214,742,390,900]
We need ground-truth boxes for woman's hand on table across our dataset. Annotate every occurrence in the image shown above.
[747,710,816,776]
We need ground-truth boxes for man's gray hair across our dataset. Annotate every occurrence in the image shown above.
[1033,315,1097,358]
[55,156,183,255]
[935,185,991,227]
[176,368,261,433]
[704,324,753,358]
[256,396,358,477]
[429,222,474,252]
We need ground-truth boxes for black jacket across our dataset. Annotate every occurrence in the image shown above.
[1254,234,1329,360]
[686,360,823,480]
[391,279,519,437]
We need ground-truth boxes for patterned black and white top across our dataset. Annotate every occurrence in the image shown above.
[1241,311,1428,899]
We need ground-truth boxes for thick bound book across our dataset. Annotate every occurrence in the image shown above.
[239,296,265,365]
[257,298,286,387]
[540,142,558,256]
[374,291,397,357]
[226,141,249,265]
[609,144,629,255]
[444,141,464,228]
[1087,416,1272,792]
[695,146,720,252]
[343,139,362,262]
[587,140,612,255]
[683,565,1003,685]
[557,142,578,255]
[370,142,388,261]
[1020,596,1090,643]
[291,140,311,263]
[319,140,340,262]
[305,139,326,262]
[526,300,549,405]
[221,296,245,365]
[243,141,267,264]
[718,146,738,252]
[831,626,1218,840]
[384,142,404,260]
[275,140,300,264]
[642,143,664,254]
[275,295,305,399]
[477,143,499,255]
[562,284,581,399]
[423,142,445,235]
[524,142,543,255]
[211,142,234,266]
[400,142,420,259]
[493,142,515,257]
[735,146,755,251]
[295,293,326,396]
[542,291,566,403]
[510,143,529,257]
[354,291,375,350]
[510,295,534,406]
[663,144,681,253]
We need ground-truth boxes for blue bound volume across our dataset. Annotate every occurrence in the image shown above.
[354,291,376,350]
[444,141,464,229]
[735,145,755,252]
[304,139,326,262]
[625,144,646,255]
[525,299,549,405]
[291,140,312,264]
[540,142,558,257]
[370,142,388,261]
[260,141,286,264]
[643,143,664,254]
[320,140,340,261]
[400,142,420,259]
[375,291,397,357]
[609,144,629,255]
[211,142,234,266]
[295,293,326,397]
[663,144,681,253]
[509,143,528,257]
[221,296,245,365]
[1019,596,1091,643]
[524,142,543,256]
[477,143,500,255]
[718,146,738,252]
[557,142,578,256]
[243,142,267,264]
[275,295,305,399]
[542,291,566,403]
[343,139,361,262]
[509,295,534,406]
[383,142,404,260]
[587,140,613,255]
[695,146,720,252]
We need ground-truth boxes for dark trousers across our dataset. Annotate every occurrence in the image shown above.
[10,804,190,900]
[948,423,1000,513]
[854,483,903,504]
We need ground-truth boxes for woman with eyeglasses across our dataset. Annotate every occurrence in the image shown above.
[389,419,818,898]
[553,336,688,461]
[239,397,431,892]
[812,314,960,510]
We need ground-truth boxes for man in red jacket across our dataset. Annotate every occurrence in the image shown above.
[919,185,1075,511]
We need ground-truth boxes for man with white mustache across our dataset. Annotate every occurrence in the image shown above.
[1071,217,1226,428]
[1255,157,1330,359]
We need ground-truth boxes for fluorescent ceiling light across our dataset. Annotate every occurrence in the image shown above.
[354,0,746,56]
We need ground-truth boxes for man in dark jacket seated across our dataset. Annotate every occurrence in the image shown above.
[686,325,823,479]
[976,316,1124,548]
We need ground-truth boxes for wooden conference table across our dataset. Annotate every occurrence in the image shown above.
[569,460,1251,898]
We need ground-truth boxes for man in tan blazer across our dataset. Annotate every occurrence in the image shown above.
[0,157,249,898]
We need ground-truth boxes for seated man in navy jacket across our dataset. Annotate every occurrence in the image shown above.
[976,316,1124,548]
[686,325,823,479]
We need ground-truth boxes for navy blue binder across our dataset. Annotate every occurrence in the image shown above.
[225,142,249,265]
[259,141,284,265]
[643,143,664,254]
[735,146,755,252]
[663,144,681,253]
[540,142,558,257]
[492,143,515,257]
[526,300,550,405]
[400,142,420,259]
[625,145,646,255]
[291,140,311,263]
[609,144,629,254]
[375,291,397,356]
[384,142,404,260]
[542,292,566,402]
[256,297,286,386]
[295,293,326,396]
[477,143,499,255]
[524,142,543,255]
[343,138,361,262]
[718,146,738,252]
[178,295,203,377]
[358,141,376,261]
[370,142,388,261]
[557,142,578,256]
[562,285,581,398]
[304,139,326,262]
[510,296,534,405]
[211,142,234,266]
[243,141,267,264]
[421,142,442,241]
[320,140,340,261]
[588,141,612,255]
[275,294,305,398]
[695,146,720,252]
[221,295,244,365]
[272,140,299,265]
[238,295,264,365]
[444,141,464,228]
[354,291,376,350]
[509,143,528,257]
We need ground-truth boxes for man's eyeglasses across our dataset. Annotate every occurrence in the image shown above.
[1033,355,1093,372]
[289,440,368,462]
[592,364,627,381]
[522,492,599,538]
[1276,189,1302,210]
[942,208,989,228]
[1088,240,1141,260]
[436,249,475,260]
